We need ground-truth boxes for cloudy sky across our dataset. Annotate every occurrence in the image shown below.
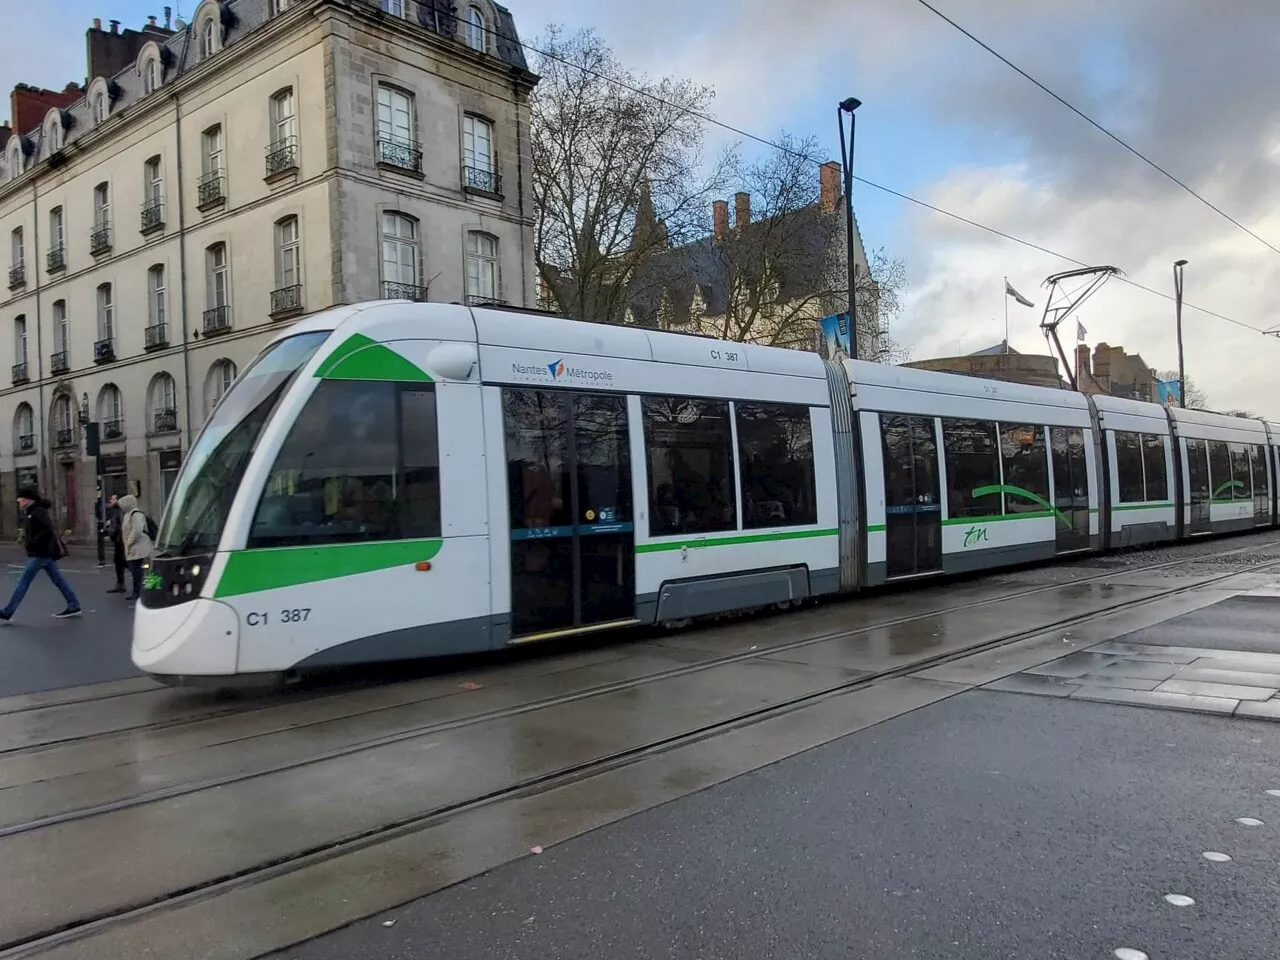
[8,0,1279,414]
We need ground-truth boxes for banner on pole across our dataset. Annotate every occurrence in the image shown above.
[1157,380,1182,406]
[819,312,851,359]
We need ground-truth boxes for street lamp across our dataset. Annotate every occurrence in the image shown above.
[1174,259,1188,408]
[838,97,862,360]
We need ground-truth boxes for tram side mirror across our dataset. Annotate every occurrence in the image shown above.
[427,343,478,381]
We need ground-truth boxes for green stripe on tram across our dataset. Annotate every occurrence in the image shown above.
[214,539,444,598]
[635,528,839,554]
[313,333,433,382]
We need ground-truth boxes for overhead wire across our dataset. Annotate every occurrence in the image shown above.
[910,0,1280,259]
[445,7,1270,335]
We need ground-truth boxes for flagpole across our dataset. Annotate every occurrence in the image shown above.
[1003,276,1009,353]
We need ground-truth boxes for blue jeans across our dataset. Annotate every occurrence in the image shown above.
[2,557,80,616]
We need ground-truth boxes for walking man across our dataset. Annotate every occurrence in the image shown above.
[117,494,154,602]
[105,494,126,594]
[0,487,82,622]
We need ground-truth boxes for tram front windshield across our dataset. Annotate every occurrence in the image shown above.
[155,332,329,557]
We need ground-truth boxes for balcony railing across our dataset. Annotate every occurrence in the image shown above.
[46,245,66,272]
[94,338,116,364]
[50,350,69,375]
[103,418,124,441]
[463,165,502,196]
[197,171,226,209]
[11,362,28,385]
[265,136,299,178]
[376,136,423,174]
[203,304,232,335]
[153,409,178,434]
[140,197,165,234]
[382,280,428,302]
[17,434,35,454]
[7,264,24,289]
[55,428,75,448]
[89,221,112,256]
[144,322,168,350]
[465,294,506,307]
[270,284,304,317]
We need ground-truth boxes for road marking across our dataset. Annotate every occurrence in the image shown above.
[1163,894,1195,906]
[1202,851,1232,862]
[1236,817,1264,826]
[1114,949,1149,960]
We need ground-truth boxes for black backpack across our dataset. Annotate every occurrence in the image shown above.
[134,510,158,542]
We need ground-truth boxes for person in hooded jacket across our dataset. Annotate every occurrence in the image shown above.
[0,487,82,622]
[117,494,154,601]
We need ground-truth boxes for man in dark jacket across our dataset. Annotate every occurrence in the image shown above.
[105,495,126,593]
[0,487,82,622]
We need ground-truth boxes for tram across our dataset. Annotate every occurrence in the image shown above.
[133,300,1280,686]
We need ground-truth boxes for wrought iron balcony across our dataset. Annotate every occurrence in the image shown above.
[153,409,178,433]
[376,136,423,174]
[381,280,428,302]
[144,322,168,350]
[197,171,226,209]
[265,136,299,178]
[17,434,35,454]
[203,304,232,335]
[50,350,69,375]
[55,428,75,448]
[46,245,66,272]
[464,294,506,307]
[269,284,304,317]
[463,165,502,196]
[89,221,112,256]
[103,418,124,441]
[94,338,116,364]
[10,362,27,385]
[140,197,165,234]
[7,264,24,289]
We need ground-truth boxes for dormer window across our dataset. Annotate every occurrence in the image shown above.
[144,58,158,94]
[94,93,107,125]
[45,113,62,153]
[465,6,486,51]
[200,18,218,60]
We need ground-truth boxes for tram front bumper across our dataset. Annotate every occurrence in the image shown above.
[132,598,241,676]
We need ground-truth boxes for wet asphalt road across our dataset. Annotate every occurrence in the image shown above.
[0,548,140,697]
[275,690,1280,960]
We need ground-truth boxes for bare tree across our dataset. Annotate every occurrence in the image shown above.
[530,27,729,324]
[857,249,911,364]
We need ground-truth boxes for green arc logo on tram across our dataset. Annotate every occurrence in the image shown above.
[970,484,1073,529]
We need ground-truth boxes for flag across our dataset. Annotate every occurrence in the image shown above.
[1005,280,1034,308]
[1076,320,1087,342]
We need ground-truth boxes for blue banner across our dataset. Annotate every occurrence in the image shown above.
[820,312,851,359]
[1157,380,1181,405]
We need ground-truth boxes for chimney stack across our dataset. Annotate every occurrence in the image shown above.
[734,191,750,229]
[93,17,102,29]
[712,200,728,242]
[149,16,158,26]
[819,161,841,214]
[110,19,120,33]
[164,6,172,28]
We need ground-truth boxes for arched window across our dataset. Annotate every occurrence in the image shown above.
[94,92,108,126]
[144,57,159,94]
[275,216,300,288]
[14,403,35,453]
[98,384,124,439]
[380,212,419,298]
[6,140,22,181]
[465,5,486,51]
[200,18,218,60]
[52,394,74,446]
[205,359,237,417]
[44,112,63,154]
[465,231,498,302]
[150,373,178,433]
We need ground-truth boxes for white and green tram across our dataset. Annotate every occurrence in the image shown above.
[133,301,1280,686]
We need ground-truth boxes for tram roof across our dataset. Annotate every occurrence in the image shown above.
[841,358,1092,411]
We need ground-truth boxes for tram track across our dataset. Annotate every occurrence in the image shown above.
[1,532,1277,829]
[3,542,1280,958]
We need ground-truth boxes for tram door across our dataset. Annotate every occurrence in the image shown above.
[503,388,636,638]
[1050,427,1090,552]
[1186,438,1211,534]
[880,414,941,578]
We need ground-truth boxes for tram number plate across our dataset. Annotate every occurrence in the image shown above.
[246,609,311,627]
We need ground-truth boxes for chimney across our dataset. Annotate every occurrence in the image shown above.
[110,20,120,33]
[164,6,172,29]
[734,191,750,229]
[93,17,102,29]
[712,200,728,242]
[819,161,841,214]
[149,16,158,27]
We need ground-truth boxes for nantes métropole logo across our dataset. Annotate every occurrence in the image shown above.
[548,359,567,380]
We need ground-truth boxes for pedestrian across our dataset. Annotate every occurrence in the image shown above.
[0,487,82,622]
[105,494,126,594]
[118,494,154,601]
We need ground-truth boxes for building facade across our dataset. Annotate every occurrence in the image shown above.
[0,0,537,539]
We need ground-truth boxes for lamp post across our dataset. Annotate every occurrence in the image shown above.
[837,97,861,360]
[1174,259,1188,408]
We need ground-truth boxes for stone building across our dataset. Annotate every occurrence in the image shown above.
[0,0,537,539]
[904,341,1066,390]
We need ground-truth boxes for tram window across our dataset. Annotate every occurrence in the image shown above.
[1229,443,1252,500]
[998,423,1049,514]
[1114,431,1146,503]
[735,402,817,529]
[249,380,441,547]
[1208,441,1232,499]
[1187,439,1210,499]
[642,396,736,535]
[1251,445,1270,500]
[1141,434,1168,501]
[941,418,1001,519]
